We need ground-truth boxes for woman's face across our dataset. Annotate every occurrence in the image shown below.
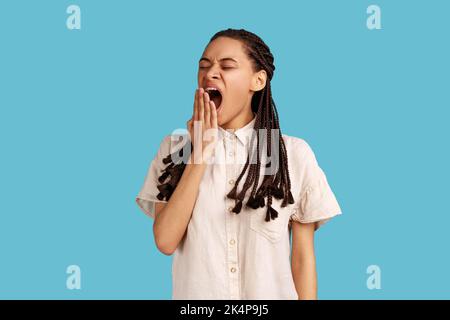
[198,36,266,127]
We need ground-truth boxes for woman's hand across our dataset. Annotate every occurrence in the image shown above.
[186,87,219,164]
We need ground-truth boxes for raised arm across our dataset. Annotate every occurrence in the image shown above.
[153,87,218,255]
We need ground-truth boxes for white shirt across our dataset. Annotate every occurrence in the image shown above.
[136,115,342,299]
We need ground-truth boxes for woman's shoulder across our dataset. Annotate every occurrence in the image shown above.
[281,133,314,159]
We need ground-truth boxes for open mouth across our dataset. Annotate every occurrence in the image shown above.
[205,87,223,110]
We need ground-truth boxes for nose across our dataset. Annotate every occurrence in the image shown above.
[205,62,220,80]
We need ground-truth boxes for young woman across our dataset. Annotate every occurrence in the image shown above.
[136,28,342,300]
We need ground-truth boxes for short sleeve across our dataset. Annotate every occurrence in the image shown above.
[135,135,172,219]
[289,140,342,231]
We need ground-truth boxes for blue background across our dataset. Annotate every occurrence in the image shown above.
[0,0,449,299]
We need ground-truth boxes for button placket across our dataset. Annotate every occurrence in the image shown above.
[224,135,240,299]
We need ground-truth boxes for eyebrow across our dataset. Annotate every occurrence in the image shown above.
[199,57,238,63]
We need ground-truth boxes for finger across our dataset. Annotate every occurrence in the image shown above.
[204,91,211,128]
[198,87,204,125]
[193,88,199,122]
[210,100,217,128]
[187,118,192,131]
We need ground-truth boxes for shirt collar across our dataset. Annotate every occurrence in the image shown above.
[218,113,257,145]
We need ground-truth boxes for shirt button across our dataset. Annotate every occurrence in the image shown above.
[229,239,235,245]
[230,135,235,140]
[230,267,236,273]
[229,179,235,185]
[228,151,234,157]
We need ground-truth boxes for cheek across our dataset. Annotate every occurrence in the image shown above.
[226,75,251,100]
[197,72,204,85]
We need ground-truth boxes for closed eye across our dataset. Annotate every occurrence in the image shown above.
[199,66,235,70]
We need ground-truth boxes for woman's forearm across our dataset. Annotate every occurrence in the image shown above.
[292,255,318,300]
[153,154,206,255]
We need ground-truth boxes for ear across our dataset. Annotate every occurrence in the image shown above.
[250,69,267,92]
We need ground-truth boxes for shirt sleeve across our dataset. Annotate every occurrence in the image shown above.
[290,140,343,231]
[135,135,172,219]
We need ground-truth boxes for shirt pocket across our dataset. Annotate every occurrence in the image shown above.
[249,199,290,243]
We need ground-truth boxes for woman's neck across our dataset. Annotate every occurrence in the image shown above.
[220,109,256,132]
